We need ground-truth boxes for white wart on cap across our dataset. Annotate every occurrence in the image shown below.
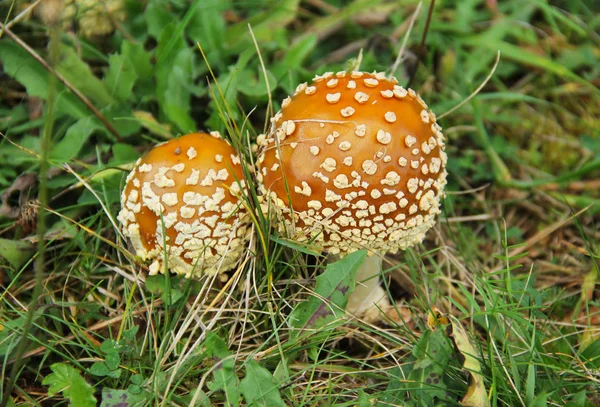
[118,132,250,277]
[257,71,448,255]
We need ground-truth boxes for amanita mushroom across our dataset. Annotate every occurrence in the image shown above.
[117,132,250,278]
[256,71,447,321]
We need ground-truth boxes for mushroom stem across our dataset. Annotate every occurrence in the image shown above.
[329,253,390,321]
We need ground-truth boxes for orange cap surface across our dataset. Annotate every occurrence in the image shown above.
[257,71,447,255]
[118,132,249,277]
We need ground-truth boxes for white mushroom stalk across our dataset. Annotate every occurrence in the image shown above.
[330,253,389,321]
[257,71,447,322]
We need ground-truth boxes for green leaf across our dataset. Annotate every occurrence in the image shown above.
[0,104,29,132]
[100,338,128,354]
[407,329,453,404]
[105,53,138,102]
[0,40,87,119]
[205,332,241,406]
[581,337,600,369]
[188,0,228,63]
[0,238,35,269]
[357,390,371,407]
[131,374,143,386]
[56,46,115,108]
[90,362,110,377]
[51,115,104,162]
[102,104,142,138]
[105,352,121,371]
[110,143,139,165]
[0,41,49,99]
[270,235,319,256]
[42,363,96,407]
[463,36,600,97]
[272,34,317,93]
[144,0,175,39]
[145,275,184,305]
[237,68,278,98]
[121,42,153,81]
[225,0,300,52]
[0,315,28,356]
[240,360,286,407]
[100,388,147,407]
[565,391,594,407]
[289,250,367,338]
[529,393,548,407]
[155,23,196,133]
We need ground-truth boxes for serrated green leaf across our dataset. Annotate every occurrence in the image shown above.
[289,250,367,338]
[51,115,104,162]
[0,41,50,99]
[0,238,35,269]
[122,42,153,81]
[56,46,114,108]
[0,40,87,119]
[42,363,96,407]
[240,360,286,407]
[105,53,138,102]
[205,332,241,407]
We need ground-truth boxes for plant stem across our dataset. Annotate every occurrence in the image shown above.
[1,22,59,407]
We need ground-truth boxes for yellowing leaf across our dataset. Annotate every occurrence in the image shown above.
[427,306,449,330]
[448,315,489,407]
[132,111,172,139]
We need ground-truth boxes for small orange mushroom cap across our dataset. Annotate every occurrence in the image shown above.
[256,71,447,255]
[118,132,250,277]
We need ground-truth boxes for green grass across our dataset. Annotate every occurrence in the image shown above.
[1,0,600,406]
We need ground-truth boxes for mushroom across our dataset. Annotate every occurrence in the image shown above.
[256,71,447,322]
[117,132,250,278]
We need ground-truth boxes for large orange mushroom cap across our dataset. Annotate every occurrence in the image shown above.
[118,132,250,277]
[257,71,448,255]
